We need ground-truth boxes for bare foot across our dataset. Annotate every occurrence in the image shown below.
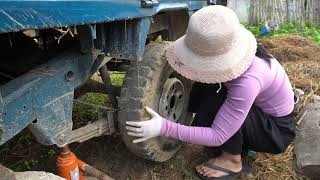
[196,152,242,178]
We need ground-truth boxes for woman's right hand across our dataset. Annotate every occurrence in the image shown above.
[126,107,163,143]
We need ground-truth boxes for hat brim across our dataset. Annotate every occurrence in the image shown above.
[166,26,257,83]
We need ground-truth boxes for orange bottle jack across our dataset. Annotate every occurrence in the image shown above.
[56,146,84,180]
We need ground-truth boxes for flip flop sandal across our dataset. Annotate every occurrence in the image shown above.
[195,161,242,180]
[242,158,253,177]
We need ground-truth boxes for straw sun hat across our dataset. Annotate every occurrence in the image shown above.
[166,5,257,83]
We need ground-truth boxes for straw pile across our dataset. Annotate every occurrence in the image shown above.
[261,35,320,112]
[249,35,320,180]
[260,35,320,95]
[250,145,302,180]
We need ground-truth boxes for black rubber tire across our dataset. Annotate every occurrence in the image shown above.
[118,42,193,162]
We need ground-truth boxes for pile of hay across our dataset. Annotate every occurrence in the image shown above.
[251,145,301,180]
[260,35,320,95]
[249,35,320,180]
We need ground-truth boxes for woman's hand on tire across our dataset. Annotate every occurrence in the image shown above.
[126,107,163,143]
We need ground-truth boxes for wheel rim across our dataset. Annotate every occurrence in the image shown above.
[159,77,185,122]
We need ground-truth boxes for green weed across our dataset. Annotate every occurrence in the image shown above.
[176,160,195,180]
[17,133,33,145]
[72,71,124,125]
[72,93,110,128]
[110,71,125,86]
[248,23,320,44]
[24,159,38,170]
[47,149,56,158]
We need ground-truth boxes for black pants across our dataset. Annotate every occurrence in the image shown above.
[189,83,296,155]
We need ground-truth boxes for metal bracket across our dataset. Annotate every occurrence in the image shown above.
[208,0,217,5]
[102,18,150,60]
[141,0,159,8]
[0,50,107,146]
[69,99,116,144]
[69,119,111,144]
[0,93,3,137]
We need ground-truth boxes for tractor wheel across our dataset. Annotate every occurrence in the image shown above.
[118,41,193,162]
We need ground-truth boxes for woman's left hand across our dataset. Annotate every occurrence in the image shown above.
[126,107,163,143]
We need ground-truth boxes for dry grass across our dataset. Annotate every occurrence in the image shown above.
[283,61,320,92]
[260,35,320,96]
[248,35,320,180]
[283,61,319,113]
[261,35,320,112]
[251,145,303,180]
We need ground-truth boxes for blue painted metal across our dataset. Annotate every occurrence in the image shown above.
[0,0,207,33]
[0,0,208,146]
[0,93,3,135]
[103,17,151,60]
[141,0,160,8]
[0,52,104,146]
[137,18,151,60]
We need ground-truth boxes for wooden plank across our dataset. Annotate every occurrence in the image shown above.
[247,0,319,26]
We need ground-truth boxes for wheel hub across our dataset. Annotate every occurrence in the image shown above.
[159,78,185,122]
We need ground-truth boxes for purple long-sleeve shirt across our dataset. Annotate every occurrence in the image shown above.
[160,56,294,146]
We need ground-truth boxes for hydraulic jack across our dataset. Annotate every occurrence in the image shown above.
[56,146,113,180]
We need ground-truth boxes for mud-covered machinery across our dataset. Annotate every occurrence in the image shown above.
[0,0,224,162]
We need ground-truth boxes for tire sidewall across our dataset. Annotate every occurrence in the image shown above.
[119,42,192,162]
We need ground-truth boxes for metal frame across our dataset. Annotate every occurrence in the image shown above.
[0,0,207,33]
[0,50,108,146]
[0,0,208,146]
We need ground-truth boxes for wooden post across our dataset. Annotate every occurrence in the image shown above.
[286,0,290,23]
[247,0,319,26]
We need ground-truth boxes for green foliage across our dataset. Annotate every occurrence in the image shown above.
[92,71,124,86]
[24,159,38,170]
[247,22,320,44]
[81,93,110,106]
[17,133,33,145]
[301,26,320,43]
[72,71,124,127]
[175,160,194,180]
[110,71,125,86]
[47,149,56,158]
[247,26,260,37]
[72,93,110,127]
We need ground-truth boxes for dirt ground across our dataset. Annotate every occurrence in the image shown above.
[0,129,222,180]
[63,135,212,180]
[2,35,319,180]
[1,128,304,180]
